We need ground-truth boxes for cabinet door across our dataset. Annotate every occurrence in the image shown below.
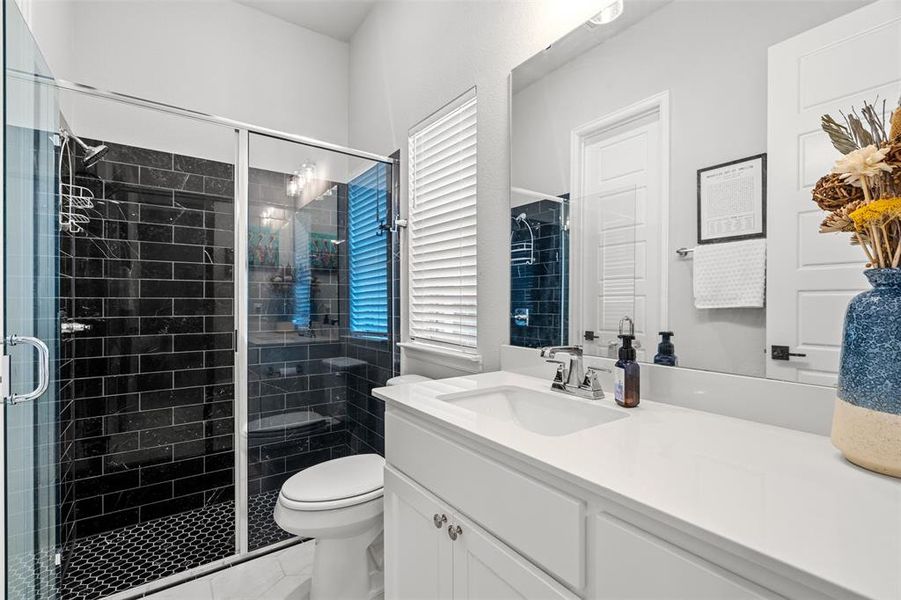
[594,514,778,600]
[452,512,578,600]
[384,467,454,600]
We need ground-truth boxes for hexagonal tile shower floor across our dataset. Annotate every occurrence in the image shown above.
[249,489,293,551]
[61,501,235,600]
[49,492,295,600]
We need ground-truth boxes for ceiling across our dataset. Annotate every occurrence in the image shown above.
[235,0,377,42]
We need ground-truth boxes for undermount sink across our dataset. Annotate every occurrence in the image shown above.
[436,385,627,436]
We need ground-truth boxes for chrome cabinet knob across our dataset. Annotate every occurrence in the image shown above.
[447,524,462,541]
[433,513,447,528]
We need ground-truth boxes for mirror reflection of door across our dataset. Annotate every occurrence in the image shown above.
[767,0,901,385]
[572,96,667,360]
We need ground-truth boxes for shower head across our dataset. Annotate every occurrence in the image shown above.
[63,130,109,168]
[82,143,110,168]
[513,213,527,224]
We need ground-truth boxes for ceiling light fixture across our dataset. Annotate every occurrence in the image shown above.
[587,0,624,26]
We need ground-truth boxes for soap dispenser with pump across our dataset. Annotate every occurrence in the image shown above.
[614,317,640,408]
[653,331,677,366]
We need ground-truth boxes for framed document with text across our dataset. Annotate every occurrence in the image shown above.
[697,154,766,244]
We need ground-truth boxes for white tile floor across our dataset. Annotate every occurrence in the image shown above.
[145,542,314,600]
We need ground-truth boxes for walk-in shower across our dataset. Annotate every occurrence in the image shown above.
[3,3,399,598]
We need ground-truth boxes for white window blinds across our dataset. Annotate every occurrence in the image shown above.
[408,92,477,351]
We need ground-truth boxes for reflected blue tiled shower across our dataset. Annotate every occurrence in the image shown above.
[510,198,568,348]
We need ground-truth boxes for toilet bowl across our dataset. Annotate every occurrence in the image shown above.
[274,453,385,600]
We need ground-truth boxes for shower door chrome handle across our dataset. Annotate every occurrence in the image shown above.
[2,335,50,404]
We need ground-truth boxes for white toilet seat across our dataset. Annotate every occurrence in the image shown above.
[279,487,384,511]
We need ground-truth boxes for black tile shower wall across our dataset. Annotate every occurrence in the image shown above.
[510,200,568,348]
[60,139,236,543]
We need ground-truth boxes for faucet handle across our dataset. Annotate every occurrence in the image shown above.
[546,360,566,383]
[582,366,610,399]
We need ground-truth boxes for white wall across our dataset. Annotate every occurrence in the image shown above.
[22,0,350,166]
[348,0,601,377]
[511,0,866,377]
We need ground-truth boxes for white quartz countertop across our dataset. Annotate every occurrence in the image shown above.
[374,371,901,600]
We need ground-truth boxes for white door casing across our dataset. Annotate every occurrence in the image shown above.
[570,92,670,357]
[766,0,901,384]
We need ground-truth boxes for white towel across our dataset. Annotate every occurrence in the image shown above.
[692,239,766,309]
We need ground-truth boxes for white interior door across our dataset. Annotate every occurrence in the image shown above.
[575,112,664,359]
[766,0,901,385]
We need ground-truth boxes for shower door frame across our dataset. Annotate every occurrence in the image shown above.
[3,71,399,598]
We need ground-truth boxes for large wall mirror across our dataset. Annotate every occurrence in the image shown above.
[510,0,900,386]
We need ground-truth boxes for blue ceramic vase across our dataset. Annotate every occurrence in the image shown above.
[832,268,901,477]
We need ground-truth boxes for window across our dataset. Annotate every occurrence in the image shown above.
[408,90,477,351]
[349,162,389,335]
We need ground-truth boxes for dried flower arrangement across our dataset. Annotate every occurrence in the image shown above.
[813,97,901,268]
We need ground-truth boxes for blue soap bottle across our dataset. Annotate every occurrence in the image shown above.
[653,331,677,366]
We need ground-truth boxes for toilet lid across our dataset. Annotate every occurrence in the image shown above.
[281,454,385,503]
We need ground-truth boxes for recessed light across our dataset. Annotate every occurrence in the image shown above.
[587,0,624,26]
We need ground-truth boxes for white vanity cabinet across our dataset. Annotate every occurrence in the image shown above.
[384,407,848,600]
[592,514,777,600]
[385,466,578,600]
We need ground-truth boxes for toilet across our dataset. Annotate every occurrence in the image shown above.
[274,373,431,600]
[275,453,386,600]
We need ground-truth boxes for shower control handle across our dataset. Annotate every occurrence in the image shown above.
[61,321,92,335]
[447,524,463,541]
[433,513,447,528]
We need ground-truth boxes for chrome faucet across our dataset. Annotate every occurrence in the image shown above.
[539,345,609,400]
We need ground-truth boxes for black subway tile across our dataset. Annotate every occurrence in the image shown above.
[141,280,204,298]
[105,335,173,356]
[140,492,204,522]
[140,241,203,263]
[140,387,204,410]
[140,351,204,373]
[140,457,204,486]
[140,316,204,335]
[140,167,204,192]
[103,445,173,473]
[104,482,172,513]
[140,423,204,449]
[104,144,173,169]
[173,468,233,496]
[104,408,173,434]
[74,471,139,498]
[173,155,233,180]
[75,508,139,538]
[105,371,173,395]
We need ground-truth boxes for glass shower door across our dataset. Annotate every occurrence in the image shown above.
[245,134,397,551]
[4,1,63,598]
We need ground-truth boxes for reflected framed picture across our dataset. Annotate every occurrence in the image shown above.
[697,153,766,244]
